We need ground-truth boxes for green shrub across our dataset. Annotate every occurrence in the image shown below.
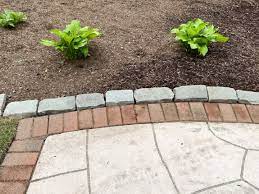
[171,18,229,56]
[41,20,101,60]
[0,9,27,28]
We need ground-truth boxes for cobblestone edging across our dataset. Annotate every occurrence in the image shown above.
[0,101,258,194]
[1,85,259,118]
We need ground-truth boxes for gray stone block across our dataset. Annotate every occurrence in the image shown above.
[207,86,238,103]
[236,90,259,104]
[76,93,105,110]
[173,85,208,102]
[134,87,174,103]
[38,96,76,115]
[105,90,134,106]
[0,94,7,116]
[3,100,39,118]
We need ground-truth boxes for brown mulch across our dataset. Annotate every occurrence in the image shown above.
[0,0,258,101]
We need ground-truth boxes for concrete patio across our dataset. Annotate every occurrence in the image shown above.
[26,122,259,194]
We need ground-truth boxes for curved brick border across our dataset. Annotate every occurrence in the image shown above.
[1,86,259,118]
[0,101,258,194]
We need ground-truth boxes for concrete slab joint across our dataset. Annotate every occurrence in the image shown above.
[134,87,174,103]
[105,90,134,106]
[38,96,76,115]
[173,85,208,102]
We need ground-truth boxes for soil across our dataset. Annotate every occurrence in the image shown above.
[0,0,258,101]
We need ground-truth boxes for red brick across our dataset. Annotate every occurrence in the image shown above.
[148,104,165,122]
[0,181,27,194]
[93,107,108,128]
[15,118,33,140]
[0,166,33,181]
[9,139,43,152]
[2,153,38,166]
[232,104,252,123]
[32,116,48,137]
[161,103,179,121]
[218,103,237,122]
[246,105,259,123]
[78,110,93,129]
[64,111,78,132]
[175,102,193,121]
[204,103,222,122]
[189,102,207,121]
[135,104,151,123]
[121,105,137,124]
[48,114,63,134]
[107,106,122,126]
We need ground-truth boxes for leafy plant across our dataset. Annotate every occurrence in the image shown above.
[171,18,229,56]
[41,20,101,60]
[0,9,27,28]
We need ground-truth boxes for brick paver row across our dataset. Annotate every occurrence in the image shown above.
[0,102,258,194]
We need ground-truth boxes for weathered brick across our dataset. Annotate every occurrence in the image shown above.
[121,105,137,124]
[2,153,38,166]
[135,104,151,123]
[218,103,237,122]
[0,181,27,194]
[93,107,108,128]
[232,104,252,123]
[48,114,63,134]
[78,109,93,129]
[9,139,43,152]
[161,103,179,121]
[0,166,33,181]
[175,102,193,121]
[204,103,222,122]
[148,104,165,122]
[15,118,33,140]
[189,102,207,121]
[32,116,48,137]
[64,111,78,132]
[246,105,259,123]
[107,106,122,126]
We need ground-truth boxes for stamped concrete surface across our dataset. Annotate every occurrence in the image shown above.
[27,122,259,194]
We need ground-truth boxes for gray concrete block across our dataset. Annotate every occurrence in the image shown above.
[3,100,39,118]
[173,85,208,102]
[105,90,134,106]
[0,94,7,116]
[76,93,105,110]
[134,87,174,103]
[38,96,76,115]
[207,86,238,103]
[237,90,259,104]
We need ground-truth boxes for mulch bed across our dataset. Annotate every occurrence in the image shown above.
[0,0,258,101]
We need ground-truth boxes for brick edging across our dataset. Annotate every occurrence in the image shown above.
[0,102,258,194]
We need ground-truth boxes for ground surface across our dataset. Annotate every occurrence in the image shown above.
[0,118,17,163]
[27,122,259,194]
[0,0,258,101]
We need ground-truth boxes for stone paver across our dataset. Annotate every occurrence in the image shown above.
[38,96,75,115]
[243,151,259,188]
[134,87,174,103]
[237,90,259,104]
[76,93,105,110]
[207,86,238,103]
[198,181,259,194]
[105,90,134,106]
[174,85,208,102]
[27,170,88,194]
[209,123,259,150]
[3,100,38,118]
[0,94,6,115]
[32,130,87,180]
[154,122,244,194]
[88,124,178,194]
